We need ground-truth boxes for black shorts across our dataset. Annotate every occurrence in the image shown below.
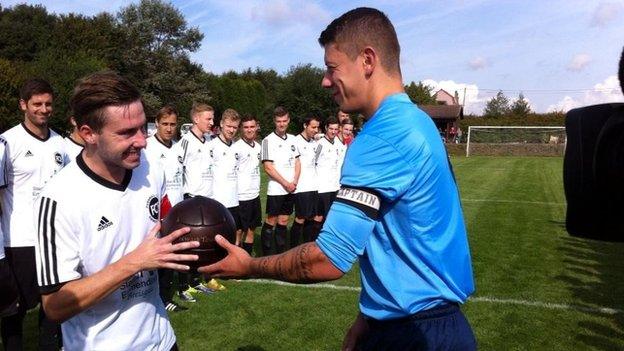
[295,191,318,218]
[317,191,337,218]
[0,257,19,317]
[239,197,262,230]
[266,194,295,216]
[227,206,242,231]
[5,246,40,310]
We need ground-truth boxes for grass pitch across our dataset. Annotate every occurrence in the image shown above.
[17,156,624,350]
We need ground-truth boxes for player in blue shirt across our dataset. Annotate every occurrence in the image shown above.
[201,7,476,350]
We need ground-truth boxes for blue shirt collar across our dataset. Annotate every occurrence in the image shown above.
[364,93,411,128]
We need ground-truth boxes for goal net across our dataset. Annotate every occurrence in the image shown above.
[466,126,566,157]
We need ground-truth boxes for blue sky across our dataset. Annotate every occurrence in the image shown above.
[5,0,624,114]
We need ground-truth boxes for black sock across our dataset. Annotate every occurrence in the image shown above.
[302,220,315,242]
[1,310,25,350]
[38,307,61,351]
[242,242,254,255]
[311,220,323,241]
[260,222,274,256]
[289,221,304,248]
[274,224,288,253]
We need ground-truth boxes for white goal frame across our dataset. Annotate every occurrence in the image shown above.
[466,125,566,157]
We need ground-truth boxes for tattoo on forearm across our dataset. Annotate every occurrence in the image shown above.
[252,242,318,283]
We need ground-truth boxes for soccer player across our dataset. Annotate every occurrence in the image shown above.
[0,78,66,350]
[260,106,300,255]
[34,71,199,350]
[315,117,341,227]
[232,115,262,255]
[210,108,241,227]
[64,116,85,161]
[145,106,186,312]
[201,8,476,351]
[167,102,216,300]
[293,114,321,245]
[339,116,355,146]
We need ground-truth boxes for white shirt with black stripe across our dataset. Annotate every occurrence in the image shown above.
[210,136,238,208]
[0,123,67,247]
[167,130,213,200]
[0,138,8,259]
[146,135,183,205]
[233,138,261,201]
[336,136,348,190]
[63,136,83,163]
[34,152,176,351]
[294,134,319,193]
[261,132,299,196]
[316,136,342,193]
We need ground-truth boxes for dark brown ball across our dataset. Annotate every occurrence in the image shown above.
[160,196,236,270]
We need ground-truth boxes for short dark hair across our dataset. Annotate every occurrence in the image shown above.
[303,113,321,126]
[318,7,401,75]
[156,105,177,122]
[20,78,54,102]
[324,116,339,130]
[619,46,624,94]
[274,106,288,118]
[341,117,354,126]
[241,114,257,123]
[70,71,141,132]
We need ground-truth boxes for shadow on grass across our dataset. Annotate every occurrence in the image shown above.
[557,235,624,350]
[236,346,266,351]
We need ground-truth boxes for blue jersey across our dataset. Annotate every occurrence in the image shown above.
[316,93,474,320]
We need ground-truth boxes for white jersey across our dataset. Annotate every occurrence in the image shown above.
[336,136,347,188]
[294,134,319,193]
[145,135,183,206]
[261,132,300,196]
[35,153,175,351]
[168,131,213,200]
[0,139,8,259]
[0,123,67,247]
[63,136,83,163]
[316,136,341,193]
[210,136,238,208]
[233,138,261,201]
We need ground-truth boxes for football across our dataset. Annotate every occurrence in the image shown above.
[160,196,236,270]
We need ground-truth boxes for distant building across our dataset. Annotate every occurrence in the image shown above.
[418,89,464,142]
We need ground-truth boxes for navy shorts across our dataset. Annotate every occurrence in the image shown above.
[266,194,295,216]
[360,303,477,351]
[0,257,19,317]
[4,246,40,310]
[316,191,337,218]
[294,191,318,218]
[239,197,262,230]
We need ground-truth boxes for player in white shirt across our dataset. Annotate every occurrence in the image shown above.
[339,115,355,147]
[292,114,321,247]
[165,102,217,299]
[314,116,342,235]
[0,78,66,350]
[210,108,241,217]
[0,138,20,322]
[144,106,186,313]
[63,116,84,162]
[34,72,199,351]
[232,115,262,255]
[260,106,300,255]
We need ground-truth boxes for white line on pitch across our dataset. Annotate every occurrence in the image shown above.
[461,198,565,206]
[242,279,621,315]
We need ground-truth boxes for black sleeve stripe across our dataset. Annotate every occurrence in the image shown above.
[40,281,66,295]
[335,187,381,219]
[261,139,269,161]
[37,197,46,286]
[49,200,59,284]
[180,139,189,163]
[41,197,52,286]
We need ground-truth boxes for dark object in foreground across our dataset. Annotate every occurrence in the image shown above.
[161,196,236,270]
[564,103,624,242]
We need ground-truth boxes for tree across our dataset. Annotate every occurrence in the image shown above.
[510,92,531,117]
[0,4,54,62]
[483,90,510,118]
[404,81,436,105]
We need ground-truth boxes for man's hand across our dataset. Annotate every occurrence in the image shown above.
[285,181,297,193]
[342,313,369,351]
[198,235,252,278]
[123,222,200,272]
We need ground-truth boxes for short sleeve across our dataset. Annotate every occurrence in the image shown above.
[261,138,272,162]
[0,138,8,188]
[35,196,82,294]
[340,134,416,202]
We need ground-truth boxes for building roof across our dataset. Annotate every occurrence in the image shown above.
[419,104,464,120]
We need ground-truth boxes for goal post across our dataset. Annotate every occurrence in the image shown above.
[466,126,566,157]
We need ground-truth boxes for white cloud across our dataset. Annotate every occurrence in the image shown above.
[421,79,485,115]
[547,75,624,112]
[468,56,489,70]
[567,53,592,72]
[590,1,623,27]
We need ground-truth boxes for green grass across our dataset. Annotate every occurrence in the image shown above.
[16,156,624,350]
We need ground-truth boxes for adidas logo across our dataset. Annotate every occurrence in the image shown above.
[25,150,33,157]
[97,216,113,231]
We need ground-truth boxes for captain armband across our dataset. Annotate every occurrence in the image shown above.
[334,187,381,219]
